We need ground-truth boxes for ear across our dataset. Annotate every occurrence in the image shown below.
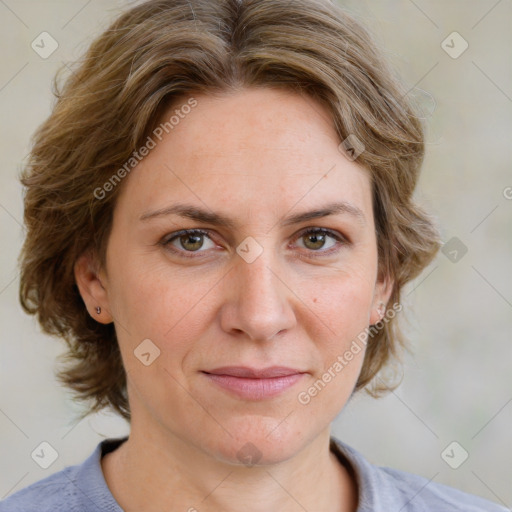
[74,251,113,324]
[369,273,394,325]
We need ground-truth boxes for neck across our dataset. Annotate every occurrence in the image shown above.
[101,426,358,512]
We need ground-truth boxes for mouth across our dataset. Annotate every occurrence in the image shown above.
[201,366,307,400]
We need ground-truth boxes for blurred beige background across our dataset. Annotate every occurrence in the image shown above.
[1,0,511,507]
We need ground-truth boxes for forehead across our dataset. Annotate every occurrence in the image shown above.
[165,87,342,169]
[116,87,373,227]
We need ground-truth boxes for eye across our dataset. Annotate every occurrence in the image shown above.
[161,229,217,257]
[160,227,348,260]
[293,228,346,256]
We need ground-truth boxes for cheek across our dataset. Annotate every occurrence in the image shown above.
[107,256,218,356]
[299,264,374,387]
[295,278,371,418]
[315,285,371,377]
[109,263,213,409]
[305,262,376,337]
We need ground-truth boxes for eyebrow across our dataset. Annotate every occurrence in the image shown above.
[139,200,366,227]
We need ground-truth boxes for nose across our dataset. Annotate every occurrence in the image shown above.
[219,248,297,341]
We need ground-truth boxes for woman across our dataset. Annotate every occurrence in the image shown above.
[1,0,506,510]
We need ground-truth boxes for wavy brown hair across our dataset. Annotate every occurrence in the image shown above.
[19,0,440,423]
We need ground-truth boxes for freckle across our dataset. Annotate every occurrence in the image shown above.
[313,297,317,303]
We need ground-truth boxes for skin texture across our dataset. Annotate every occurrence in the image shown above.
[75,87,393,512]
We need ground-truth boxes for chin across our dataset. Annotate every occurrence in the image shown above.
[204,417,309,467]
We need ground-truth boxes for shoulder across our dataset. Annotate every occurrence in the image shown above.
[330,436,508,512]
[378,465,507,511]
[0,437,126,512]
[0,465,79,512]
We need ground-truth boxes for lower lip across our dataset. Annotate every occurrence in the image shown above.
[203,372,305,400]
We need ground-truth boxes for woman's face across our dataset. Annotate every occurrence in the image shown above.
[81,87,391,464]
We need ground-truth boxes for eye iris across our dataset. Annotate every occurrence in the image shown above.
[180,233,203,251]
[304,232,326,250]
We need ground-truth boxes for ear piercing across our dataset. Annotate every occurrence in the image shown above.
[377,302,386,317]
[96,306,101,315]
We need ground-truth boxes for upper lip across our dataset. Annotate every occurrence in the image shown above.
[203,366,305,378]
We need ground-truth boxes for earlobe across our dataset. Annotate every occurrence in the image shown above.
[74,252,113,324]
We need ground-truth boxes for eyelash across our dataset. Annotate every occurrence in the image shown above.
[159,227,348,259]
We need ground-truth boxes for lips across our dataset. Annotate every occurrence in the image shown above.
[203,366,304,378]
[202,366,307,400]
